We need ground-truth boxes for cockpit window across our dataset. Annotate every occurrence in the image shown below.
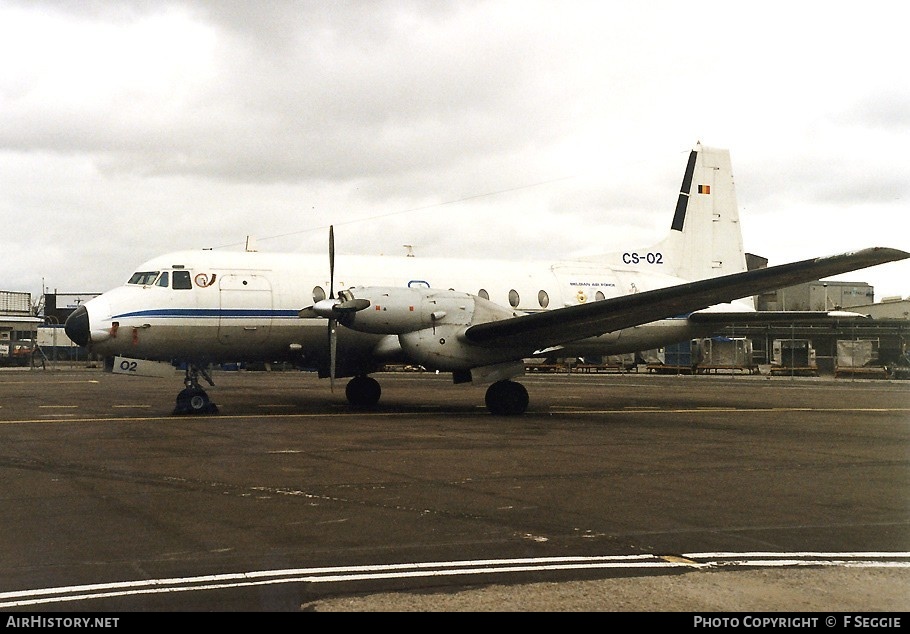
[156,272,169,288]
[128,271,159,285]
[172,270,192,290]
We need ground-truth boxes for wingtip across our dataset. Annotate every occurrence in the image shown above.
[870,246,910,261]
[827,247,910,264]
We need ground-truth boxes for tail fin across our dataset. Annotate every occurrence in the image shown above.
[656,143,748,281]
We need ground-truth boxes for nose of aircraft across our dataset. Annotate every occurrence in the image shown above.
[64,305,90,347]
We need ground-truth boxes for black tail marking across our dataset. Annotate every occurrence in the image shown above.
[671,150,697,232]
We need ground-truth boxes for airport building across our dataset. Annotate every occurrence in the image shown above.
[0,291,42,366]
[713,307,910,377]
[738,278,909,376]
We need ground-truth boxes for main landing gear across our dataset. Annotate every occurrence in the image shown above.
[169,367,526,415]
[345,375,381,409]
[174,365,218,415]
[342,375,528,415]
[485,380,529,416]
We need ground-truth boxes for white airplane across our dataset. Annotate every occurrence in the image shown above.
[63,143,908,415]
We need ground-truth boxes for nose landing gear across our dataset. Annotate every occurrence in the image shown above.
[174,365,218,415]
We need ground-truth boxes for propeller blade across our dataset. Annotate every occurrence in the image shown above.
[329,224,335,300]
[329,318,337,392]
[327,225,336,391]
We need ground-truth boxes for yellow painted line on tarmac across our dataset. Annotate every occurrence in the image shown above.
[0,411,448,425]
[549,407,910,415]
[0,379,100,385]
[2,406,909,426]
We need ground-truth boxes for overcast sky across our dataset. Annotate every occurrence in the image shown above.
[1,0,908,304]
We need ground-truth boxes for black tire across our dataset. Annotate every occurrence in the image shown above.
[174,387,218,415]
[485,380,529,416]
[345,375,381,409]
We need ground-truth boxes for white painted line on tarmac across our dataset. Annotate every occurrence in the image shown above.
[2,552,908,609]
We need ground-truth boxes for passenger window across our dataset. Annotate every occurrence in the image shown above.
[478,289,489,300]
[508,289,520,308]
[313,286,326,302]
[156,272,169,288]
[173,270,192,289]
[538,290,549,308]
[595,291,606,301]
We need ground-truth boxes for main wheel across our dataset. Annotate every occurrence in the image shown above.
[345,375,381,409]
[485,380,529,416]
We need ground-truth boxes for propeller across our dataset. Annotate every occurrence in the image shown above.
[298,225,371,391]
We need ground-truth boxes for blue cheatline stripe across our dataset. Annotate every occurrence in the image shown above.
[112,308,695,322]
[112,309,302,319]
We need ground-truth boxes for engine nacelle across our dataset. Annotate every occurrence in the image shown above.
[338,286,527,371]
[336,286,508,334]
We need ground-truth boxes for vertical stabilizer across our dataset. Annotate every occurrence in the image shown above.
[657,143,747,281]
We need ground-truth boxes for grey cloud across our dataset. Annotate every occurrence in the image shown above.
[2,0,566,187]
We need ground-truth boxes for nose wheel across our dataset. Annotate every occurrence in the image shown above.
[174,365,218,415]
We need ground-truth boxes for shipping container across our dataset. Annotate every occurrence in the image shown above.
[836,339,878,368]
[835,339,887,378]
[664,341,694,367]
[771,339,817,375]
[694,337,755,373]
[647,341,695,373]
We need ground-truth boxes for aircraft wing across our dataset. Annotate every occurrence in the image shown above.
[463,247,909,349]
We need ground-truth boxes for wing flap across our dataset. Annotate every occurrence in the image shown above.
[688,310,873,324]
[463,247,908,348]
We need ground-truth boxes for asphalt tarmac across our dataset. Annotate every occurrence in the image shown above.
[0,366,908,613]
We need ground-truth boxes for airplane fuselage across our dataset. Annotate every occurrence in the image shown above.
[74,249,725,376]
